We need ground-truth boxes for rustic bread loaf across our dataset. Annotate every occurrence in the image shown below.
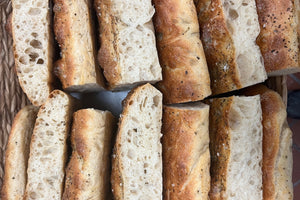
[243,85,293,200]
[153,0,211,104]
[53,0,105,92]
[195,0,267,95]
[208,95,263,200]
[162,102,210,200]
[24,90,77,200]
[111,83,163,200]
[256,0,300,76]
[1,106,38,200]
[11,0,54,106]
[63,109,116,200]
[95,0,162,90]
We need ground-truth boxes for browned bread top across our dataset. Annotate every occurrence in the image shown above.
[53,0,105,92]
[162,103,210,200]
[63,109,116,200]
[153,0,211,104]
[198,0,240,95]
[1,106,38,200]
[256,0,300,76]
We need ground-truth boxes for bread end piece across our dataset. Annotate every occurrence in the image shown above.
[63,109,116,200]
[111,83,163,200]
[162,102,210,200]
[242,85,293,200]
[1,106,39,200]
[12,0,54,106]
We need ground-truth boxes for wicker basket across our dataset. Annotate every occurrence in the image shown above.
[0,0,289,190]
[0,0,30,186]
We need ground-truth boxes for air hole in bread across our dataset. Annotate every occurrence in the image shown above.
[129,100,133,105]
[247,19,252,26]
[153,95,160,107]
[229,9,239,20]
[30,39,42,49]
[19,56,27,64]
[130,117,138,123]
[28,8,41,15]
[23,67,33,73]
[127,149,135,159]
[28,52,39,62]
[15,4,21,9]
[37,2,43,7]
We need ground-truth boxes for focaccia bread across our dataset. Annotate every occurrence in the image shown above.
[1,106,38,200]
[24,90,77,200]
[111,83,163,200]
[243,85,293,200]
[11,0,54,106]
[62,109,116,200]
[195,0,267,95]
[162,102,210,200]
[256,0,300,76]
[95,0,162,90]
[153,0,211,104]
[53,0,105,92]
[208,95,263,200]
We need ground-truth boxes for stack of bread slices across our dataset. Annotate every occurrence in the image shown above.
[1,0,297,199]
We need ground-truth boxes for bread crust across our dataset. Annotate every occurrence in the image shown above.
[207,97,232,200]
[1,106,38,200]
[162,104,210,200]
[63,109,116,200]
[95,0,121,89]
[153,0,211,104]
[243,85,293,200]
[196,0,242,95]
[53,0,105,91]
[256,0,300,75]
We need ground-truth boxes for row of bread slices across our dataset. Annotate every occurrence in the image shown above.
[1,83,293,199]
[10,0,300,107]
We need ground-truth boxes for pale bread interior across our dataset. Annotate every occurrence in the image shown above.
[222,0,267,87]
[227,95,263,199]
[25,91,72,199]
[111,0,162,87]
[116,85,162,199]
[12,0,53,106]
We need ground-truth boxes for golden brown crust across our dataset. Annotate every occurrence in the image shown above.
[256,0,300,75]
[53,0,105,90]
[196,0,242,95]
[207,97,233,200]
[1,106,38,200]
[242,85,293,200]
[95,0,121,89]
[63,109,115,200]
[162,104,210,200]
[153,0,211,104]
